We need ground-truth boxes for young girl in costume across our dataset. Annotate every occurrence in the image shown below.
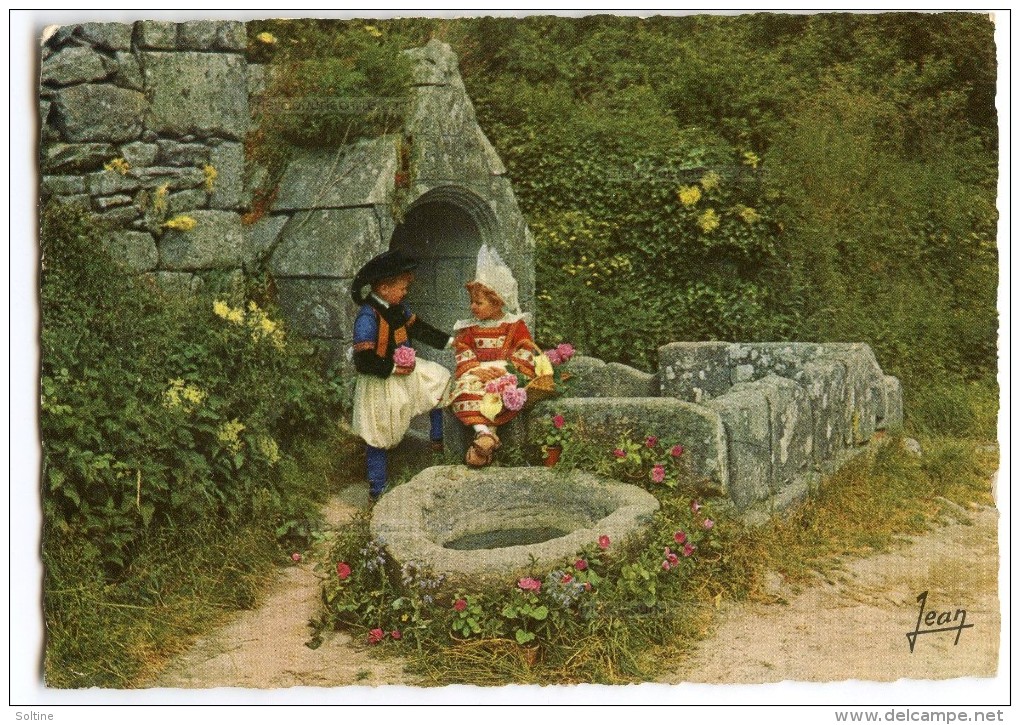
[350,250,453,500]
[447,244,552,467]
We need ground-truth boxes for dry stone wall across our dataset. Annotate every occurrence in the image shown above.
[40,20,249,295]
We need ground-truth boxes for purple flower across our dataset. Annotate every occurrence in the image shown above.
[336,562,352,580]
[598,535,611,550]
[703,518,715,530]
[555,343,575,362]
[545,349,563,365]
[454,598,467,612]
[682,542,696,557]
[552,415,566,429]
[367,628,385,645]
[574,559,588,571]
[645,435,658,448]
[670,444,685,458]
[502,386,527,411]
[662,560,671,571]
[650,464,666,483]
[673,530,687,545]
[612,448,627,459]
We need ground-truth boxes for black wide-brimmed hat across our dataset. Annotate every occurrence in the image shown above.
[350,249,419,304]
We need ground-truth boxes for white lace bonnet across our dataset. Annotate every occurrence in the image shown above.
[470,243,520,315]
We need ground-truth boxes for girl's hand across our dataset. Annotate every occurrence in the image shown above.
[474,367,505,382]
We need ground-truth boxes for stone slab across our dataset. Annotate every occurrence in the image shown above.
[42,143,116,174]
[567,355,657,398]
[104,230,157,272]
[134,21,177,50]
[269,208,382,278]
[274,277,355,339]
[271,137,399,211]
[52,84,146,143]
[794,359,850,464]
[143,52,248,140]
[705,385,771,510]
[242,214,287,271]
[659,341,732,402]
[882,376,904,430]
[159,209,242,270]
[208,142,244,210]
[530,397,729,496]
[41,46,113,86]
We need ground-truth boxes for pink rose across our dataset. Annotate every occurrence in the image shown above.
[613,448,626,459]
[545,349,563,365]
[682,542,695,557]
[518,577,542,592]
[291,552,302,562]
[556,343,575,362]
[484,380,501,394]
[454,598,467,612]
[645,435,658,448]
[552,415,566,429]
[574,559,588,571]
[502,386,527,411]
[390,630,402,640]
[673,531,687,545]
[367,628,385,644]
[670,444,685,457]
[650,464,666,483]
[393,345,416,368]
[336,562,352,580]
[598,535,611,550]
[703,518,715,530]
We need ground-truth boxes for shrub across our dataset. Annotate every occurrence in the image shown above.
[40,202,345,574]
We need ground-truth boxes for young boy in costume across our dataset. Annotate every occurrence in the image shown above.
[447,244,550,467]
[350,250,453,500]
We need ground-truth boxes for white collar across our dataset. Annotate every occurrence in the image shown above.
[370,293,394,309]
[453,312,525,331]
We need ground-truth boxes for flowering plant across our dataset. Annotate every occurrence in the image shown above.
[610,433,690,490]
[393,345,416,368]
[539,413,573,451]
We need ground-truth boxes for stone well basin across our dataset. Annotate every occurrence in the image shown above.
[370,465,659,586]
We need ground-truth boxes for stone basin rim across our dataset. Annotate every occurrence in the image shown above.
[370,465,660,582]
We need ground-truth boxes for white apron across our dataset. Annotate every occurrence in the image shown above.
[351,358,451,450]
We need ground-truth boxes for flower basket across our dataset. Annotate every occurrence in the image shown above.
[523,374,557,411]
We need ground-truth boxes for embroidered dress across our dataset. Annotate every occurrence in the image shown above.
[447,314,539,427]
[351,296,451,450]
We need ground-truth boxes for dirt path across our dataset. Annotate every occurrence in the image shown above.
[152,486,413,689]
[664,501,1001,684]
[152,490,1000,689]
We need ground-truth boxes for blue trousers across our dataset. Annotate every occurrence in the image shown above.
[366,409,444,497]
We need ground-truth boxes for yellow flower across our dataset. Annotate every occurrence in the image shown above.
[480,393,503,422]
[152,184,169,215]
[700,171,722,192]
[742,151,760,169]
[256,31,277,45]
[737,205,761,224]
[364,25,383,37]
[104,157,130,175]
[677,185,702,207]
[534,354,554,378]
[181,384,207,407]
[213,300,231,319]
[162,215,196,231]
[256,435,281,465]
[216,419,246,454]
[203,164,218,193]
[698,208,721,233]
[162,379,205,412]
[162,378,185,409]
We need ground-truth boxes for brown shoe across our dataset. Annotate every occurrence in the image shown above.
[465,432,500,468]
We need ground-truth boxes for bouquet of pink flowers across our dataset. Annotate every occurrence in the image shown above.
[393,345,416,368]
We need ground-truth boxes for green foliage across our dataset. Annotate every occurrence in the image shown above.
[40,202,345,574]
